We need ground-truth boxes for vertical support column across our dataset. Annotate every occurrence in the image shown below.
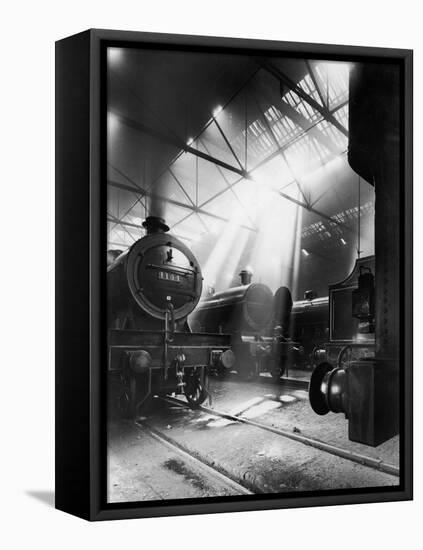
[347,62,401,443]
[349,63,400,364]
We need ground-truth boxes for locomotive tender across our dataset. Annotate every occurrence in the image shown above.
[107,216,234,416]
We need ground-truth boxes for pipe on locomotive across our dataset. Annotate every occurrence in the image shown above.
[142,215,170,235]
[239,269,253,286]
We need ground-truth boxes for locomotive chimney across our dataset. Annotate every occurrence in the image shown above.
[142,216,170,235]
[239,269,253,285]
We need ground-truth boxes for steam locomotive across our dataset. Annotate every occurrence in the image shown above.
[190,261,334,380]
[308,256,378,443]
[190,270,321,380]
[190,269,276,379]
[107,216,234,417]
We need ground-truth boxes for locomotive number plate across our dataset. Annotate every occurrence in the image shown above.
[158,271,181,283]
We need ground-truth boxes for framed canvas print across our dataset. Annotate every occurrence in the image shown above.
[55,29,413,521]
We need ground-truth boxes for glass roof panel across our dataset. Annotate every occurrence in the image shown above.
[281,89,321,124]
[297,72,324,107]
[314,119,348,152]
[313,62,349,111]
[332,104,349,131]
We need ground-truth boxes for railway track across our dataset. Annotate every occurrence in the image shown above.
[135,420,256,495]
[261,375,309,390]
[222,372,310,391]
[160,395,400,478]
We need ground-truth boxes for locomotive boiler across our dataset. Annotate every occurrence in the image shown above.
[189,269,274,378]
[107,216,234,416]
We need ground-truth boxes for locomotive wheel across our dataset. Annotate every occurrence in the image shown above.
[185,371,208,409]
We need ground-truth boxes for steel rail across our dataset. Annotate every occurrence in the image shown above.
[162,396,400,478]
[135,421,255,495]
[259,375,309,390]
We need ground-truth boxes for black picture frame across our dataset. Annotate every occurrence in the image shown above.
[55,28,413,521]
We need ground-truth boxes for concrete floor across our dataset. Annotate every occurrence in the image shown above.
[107,376,400,503]
[108,422,243,502]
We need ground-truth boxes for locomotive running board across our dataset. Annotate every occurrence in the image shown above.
[108,329,231,348]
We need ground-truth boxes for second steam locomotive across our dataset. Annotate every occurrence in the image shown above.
[190,270,325,380]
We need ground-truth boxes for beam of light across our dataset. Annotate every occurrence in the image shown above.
[301,248,309,256]
[201,206,249,293]
[243,162,302,293]
[186,137,194,146]
[288,204,304,301]
[340,238,347,245]
[301,153,345,189]
[217,227,250,288]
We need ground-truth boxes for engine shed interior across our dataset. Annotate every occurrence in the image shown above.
[107,50,375,299]
[105,45,402,504]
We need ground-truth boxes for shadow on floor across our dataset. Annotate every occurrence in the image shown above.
[26,490,55,508]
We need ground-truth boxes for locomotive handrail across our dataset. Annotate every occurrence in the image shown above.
[165,302,175,343]
[163,302,175,381]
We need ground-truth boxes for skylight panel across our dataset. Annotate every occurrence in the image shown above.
[314,62,349,110]
[332,104,349,130]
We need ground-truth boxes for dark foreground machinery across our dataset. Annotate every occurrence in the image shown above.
[308,61,401,447]
[309,254,398,446]
[308,256,389,445]
[107,216,234,417]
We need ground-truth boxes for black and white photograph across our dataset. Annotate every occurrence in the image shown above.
[105,42,405,504]
[3,0,421,544]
